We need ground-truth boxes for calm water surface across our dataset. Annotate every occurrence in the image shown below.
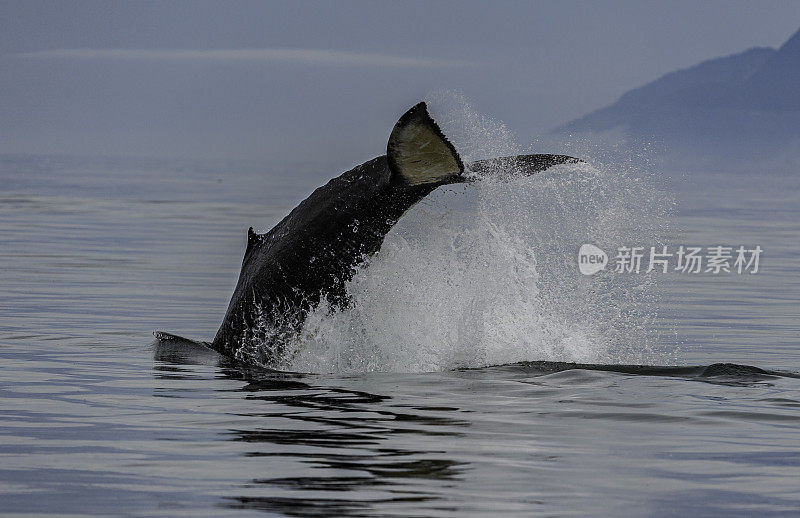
[1,154,799,516]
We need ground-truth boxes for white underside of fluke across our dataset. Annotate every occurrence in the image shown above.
[386,102,463,186]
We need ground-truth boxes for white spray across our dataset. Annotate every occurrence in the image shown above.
[281,93,673,373]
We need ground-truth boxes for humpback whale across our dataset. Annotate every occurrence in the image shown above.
[157,102,578,367]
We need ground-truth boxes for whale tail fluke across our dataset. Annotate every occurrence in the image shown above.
[387,102,464,187]
[468,154,582,177]
[387,103,581,186]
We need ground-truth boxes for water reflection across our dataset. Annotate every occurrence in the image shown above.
[154,340,468,516]
[224,494,435,516]
[152,338,800,516]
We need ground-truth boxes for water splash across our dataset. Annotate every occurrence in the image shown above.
[425,90,521,163]
[282,94,674,373]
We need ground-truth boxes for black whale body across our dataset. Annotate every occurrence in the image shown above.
[164,103,579,367]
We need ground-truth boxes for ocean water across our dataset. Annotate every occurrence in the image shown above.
[1,148,800,516]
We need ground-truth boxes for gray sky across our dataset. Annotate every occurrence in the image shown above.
[1,0,798,166]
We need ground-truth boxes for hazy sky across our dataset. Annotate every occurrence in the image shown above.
[1,0,799,166]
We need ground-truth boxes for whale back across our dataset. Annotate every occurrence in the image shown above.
[210,164,450,362]
[211,103,467,362]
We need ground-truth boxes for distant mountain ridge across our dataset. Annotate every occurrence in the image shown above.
[560,28,800,161]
